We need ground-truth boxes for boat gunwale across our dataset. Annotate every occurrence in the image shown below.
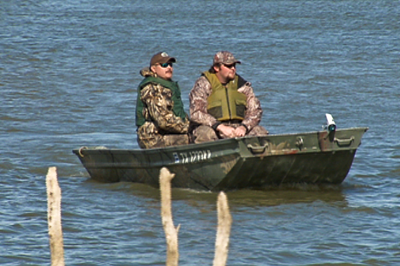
[72,127,369,154]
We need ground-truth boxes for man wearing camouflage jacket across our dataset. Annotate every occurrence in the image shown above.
[189,51,268,143]
[136,52,190,149]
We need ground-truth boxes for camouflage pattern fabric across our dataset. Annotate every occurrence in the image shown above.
[137,68,190,149]
[213,51,241,65]
[191,124,268,144]
[189,75,268,143]
[191,125,218,144]
[137,122,190,149]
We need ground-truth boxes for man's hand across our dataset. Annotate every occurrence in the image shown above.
[217,124,247,138]
[234,126,247,137]
[216,124,236,138]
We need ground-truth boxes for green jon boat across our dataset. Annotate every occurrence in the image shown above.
[73,123,368,191]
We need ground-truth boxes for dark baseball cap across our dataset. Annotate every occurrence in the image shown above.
[150,52,176,66]
[213,51,241,65]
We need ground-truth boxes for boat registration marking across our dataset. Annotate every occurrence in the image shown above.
[173,150,211,164]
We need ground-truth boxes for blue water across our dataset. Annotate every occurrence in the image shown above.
[1,0,399,265]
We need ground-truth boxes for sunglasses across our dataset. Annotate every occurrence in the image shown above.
[223,63,236,69]
[159,62,173,68]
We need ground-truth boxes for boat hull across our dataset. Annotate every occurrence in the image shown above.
[73,127,368,191]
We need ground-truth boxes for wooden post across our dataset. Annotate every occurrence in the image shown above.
[159,167,180,266]
[46,167,65,266]
[213,192,232,266]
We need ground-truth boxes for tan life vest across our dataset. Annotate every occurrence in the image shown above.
[203,71,247,121]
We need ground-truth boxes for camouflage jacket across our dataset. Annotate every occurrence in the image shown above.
[137,67,189,134]
[189,75,263,132]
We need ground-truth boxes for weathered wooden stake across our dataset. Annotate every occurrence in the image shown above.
[213,192,232,266]
[46,167,65,266]
[159,167,180,266]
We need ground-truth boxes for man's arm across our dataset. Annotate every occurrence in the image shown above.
[189,76,220,128]
[238,82,263,132]
[141,83,189,133]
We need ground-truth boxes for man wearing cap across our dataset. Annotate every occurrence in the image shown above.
[135,52,190,149]
[189,51,268,143]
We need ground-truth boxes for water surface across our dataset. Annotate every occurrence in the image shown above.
[1,0,399,265]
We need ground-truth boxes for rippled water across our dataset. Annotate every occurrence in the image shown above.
[1,0,400,265]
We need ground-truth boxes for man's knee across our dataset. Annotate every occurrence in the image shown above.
[192,125,218,144]
[164,134,190,147]
[248,125,269,137]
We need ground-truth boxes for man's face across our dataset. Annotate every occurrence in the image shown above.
[151,62,174,80]
[215,63,236,83]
